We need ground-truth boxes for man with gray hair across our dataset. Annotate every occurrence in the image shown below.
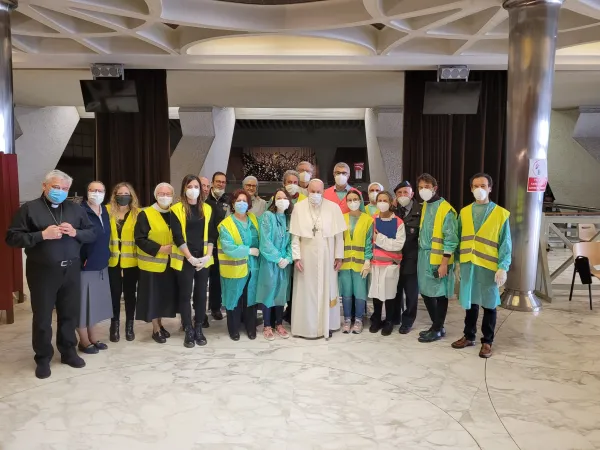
[323,162,357,214]
[243,175,266,217]
[6,170,96,379]
[296,161,314,197]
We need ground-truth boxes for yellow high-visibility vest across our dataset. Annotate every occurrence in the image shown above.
[459,203,510,272]
[341,213,373,272]
[217,213,259,279]
[420,200,456,265]
[107,204,138,268]
[137,207,173,273]
[170,202,214,271]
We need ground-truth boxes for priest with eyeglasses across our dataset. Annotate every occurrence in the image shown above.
[289,178,346,339]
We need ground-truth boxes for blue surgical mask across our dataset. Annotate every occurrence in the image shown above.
[48,188,67,204]
[234,201,249,214]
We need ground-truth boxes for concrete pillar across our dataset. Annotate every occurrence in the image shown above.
[501,0,564,312]
[0,1,16,155]
[365,107,403,191]
[170,107,236,186]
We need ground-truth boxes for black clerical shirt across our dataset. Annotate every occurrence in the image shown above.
[5,196,96,265]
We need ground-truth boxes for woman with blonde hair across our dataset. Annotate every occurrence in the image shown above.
[107,182,141,342]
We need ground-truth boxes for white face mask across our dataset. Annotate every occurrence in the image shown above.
[335,174,348,186]
[309,193,322,206]
[347,200,361,212]
[275,199,290,212]
[157,197,173,209]
[186,188,200,201]
[212,188,224,198]
[397,196,411,207]
[369,191,380,203]
[473,188,488,201]
[285,184,299,196]
[88,192,105,206]
[419,188,434,202]
[299,171,311,183]
[377,202,390,213]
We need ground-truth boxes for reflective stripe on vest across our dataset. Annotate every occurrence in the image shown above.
[372,215,403,266]
[420,200,456,265]
[137,207,173,273]
[340,213,373,272]
[107,204,138,269]
[170,202,214,271]
[217,213,259,279]
[459,203,510,271]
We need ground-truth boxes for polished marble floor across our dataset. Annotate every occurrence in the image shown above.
[0,252,599,449]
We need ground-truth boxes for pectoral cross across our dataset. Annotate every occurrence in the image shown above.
[312,224,317,236]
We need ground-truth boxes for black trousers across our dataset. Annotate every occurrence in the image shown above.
[227,279,256,338]
[464,305,497,344]
[108,266,139,321]
[176,254,209,329]
[393,272,419,328]
[27,260,80,363]
[283,273,294,322]
[263,305,284,327]
[208,251,222,313]
[372,298,395,324]
[422,295,449,332]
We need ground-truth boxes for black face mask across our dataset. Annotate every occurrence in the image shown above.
[116,195,132,206]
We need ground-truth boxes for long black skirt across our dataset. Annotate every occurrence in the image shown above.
[135,267,178,322]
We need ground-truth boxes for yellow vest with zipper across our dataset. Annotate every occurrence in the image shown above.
[341,213,373,272]
[217,213,259,279]
[420,200,456,265]
[107,204,138,269]
[459,203,510,272]
[170,201,214,271]
[137,207,173,273]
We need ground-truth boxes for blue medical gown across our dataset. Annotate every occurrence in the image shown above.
[219,216,260,310]
[458,202,512,310]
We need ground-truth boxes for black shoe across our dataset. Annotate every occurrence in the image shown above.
[202,315,209,328]
[211,309,224,321]
[125,320,135,341]
[329,330,333,338]
[109,320,120,343]
[230,333,240,341]
[369,320,383,333]
[152,331,166,344]
[92,341,108,350]
[183,326,195,348]
[381,321,394,336]
[399,325,412,335]
[418,330,442,343]
[248,332,257,340]
[195,326,207,346]
[78,343,99,354]
[159,326,170,339]
[61,353,86,369]
[419,327,445,338]
[35,362,51,379]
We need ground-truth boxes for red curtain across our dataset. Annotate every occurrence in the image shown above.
[0,153,23,323]
[402,71,507,208]
[95,69,170,206]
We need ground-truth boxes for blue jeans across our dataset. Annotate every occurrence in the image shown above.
[342,296,365,320]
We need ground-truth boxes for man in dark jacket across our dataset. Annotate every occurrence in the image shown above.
[392,181,422,334]
[5,170,96,379]
[204,171,230,321]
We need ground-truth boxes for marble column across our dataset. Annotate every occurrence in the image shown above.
[365,107,403,190]
[0,0,16,155]
[500,0,564,312]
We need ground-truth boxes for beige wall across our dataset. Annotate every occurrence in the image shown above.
[548,109,600,209]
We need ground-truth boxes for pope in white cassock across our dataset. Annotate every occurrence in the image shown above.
[290,179,347,339]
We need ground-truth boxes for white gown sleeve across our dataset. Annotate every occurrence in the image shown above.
[375,223,406,252]
[334,232,344,259]
[292,234,302,261]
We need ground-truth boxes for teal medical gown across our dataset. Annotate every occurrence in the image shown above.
[338,214,373,301]
[366,204,379,217]
[457,202,512,310]
[417,198,459,298]
[218,215,260,310]
[256,211,293,308]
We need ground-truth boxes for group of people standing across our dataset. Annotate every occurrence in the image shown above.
[6,160,512,380]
